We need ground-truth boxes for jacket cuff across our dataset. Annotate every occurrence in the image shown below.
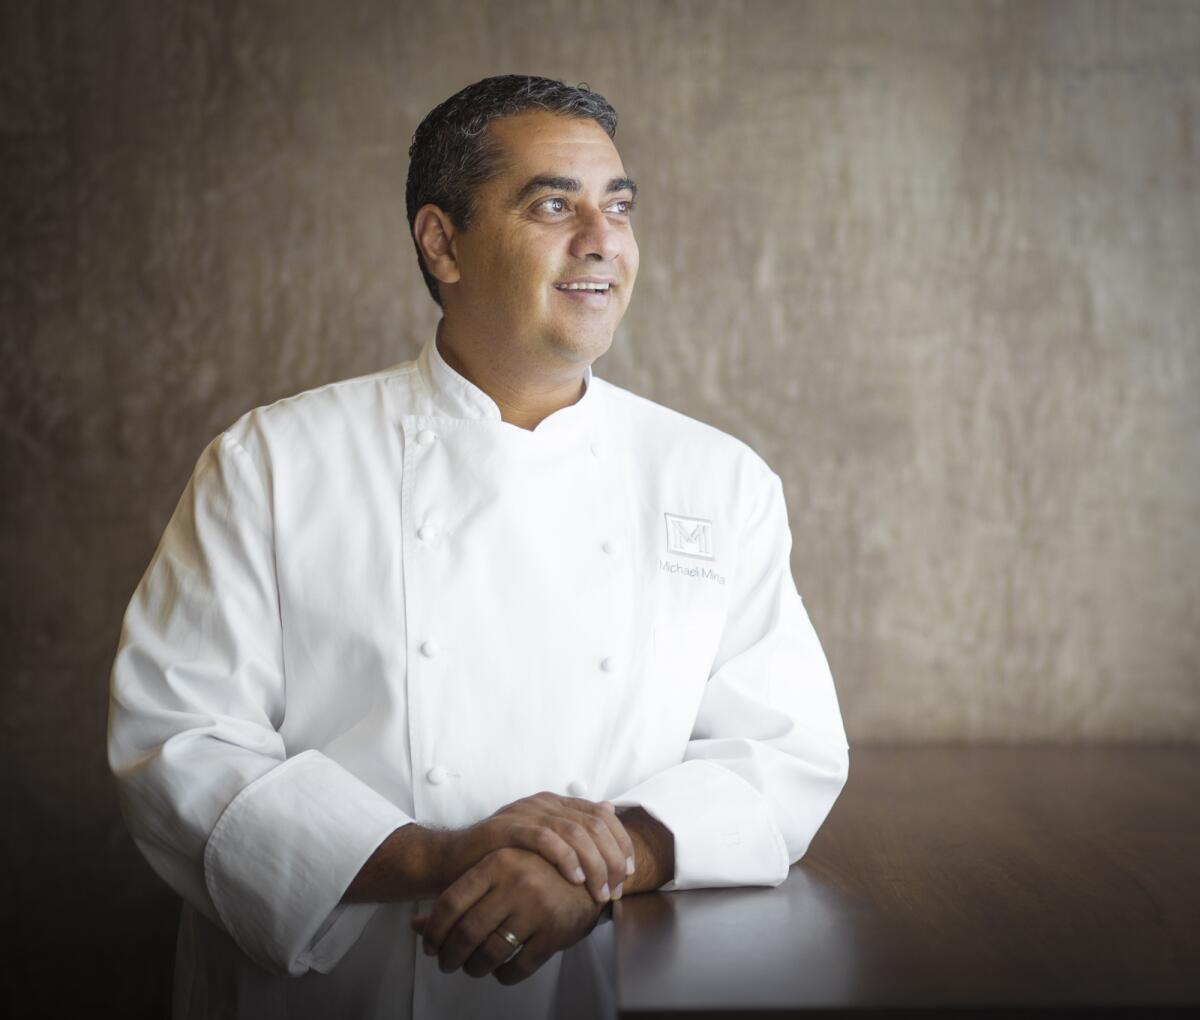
[612,759,790,891]
[203,749,413,975]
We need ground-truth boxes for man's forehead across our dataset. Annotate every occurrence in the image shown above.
[486,111,624,177]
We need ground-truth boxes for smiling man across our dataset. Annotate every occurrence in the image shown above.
[108,76,849,1018]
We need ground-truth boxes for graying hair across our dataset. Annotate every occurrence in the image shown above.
[406,75,619,307]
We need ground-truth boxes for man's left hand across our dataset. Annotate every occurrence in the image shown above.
[410,847,605,984]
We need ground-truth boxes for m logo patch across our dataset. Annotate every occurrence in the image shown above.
[664,513,714,560]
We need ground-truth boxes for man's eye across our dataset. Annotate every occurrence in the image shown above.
[600,199,638,217]
[537,197,568,214]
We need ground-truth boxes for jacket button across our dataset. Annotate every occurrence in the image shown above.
[417,523,439,542]
[567,779,589,797]
[416,429,436,446]
[599,657,615,673]
[601,539,616,555]
[426,766,447,785]
[420,640,439,658]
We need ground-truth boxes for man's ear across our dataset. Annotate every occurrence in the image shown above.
[413,204,461,287]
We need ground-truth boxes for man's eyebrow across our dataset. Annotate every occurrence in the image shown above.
[513,175,579,204]
[607,176,638,200]
[512,174,639,205]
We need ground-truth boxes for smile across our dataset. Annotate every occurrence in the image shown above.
[552,278,615,308]
[554,281,613,292]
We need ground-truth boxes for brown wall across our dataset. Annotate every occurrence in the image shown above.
[3,1,1198,1014]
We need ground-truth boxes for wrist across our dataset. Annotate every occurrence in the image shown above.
[616,806,675,894]
[343,822,444,903]
[424,825,490,893]
[416,826,448,892]
[433,821,512,893]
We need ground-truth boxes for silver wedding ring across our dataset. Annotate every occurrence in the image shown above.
[495,926,524,964]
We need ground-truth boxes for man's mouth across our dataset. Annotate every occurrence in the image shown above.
[553,281,613,293]
[553,278,616,308]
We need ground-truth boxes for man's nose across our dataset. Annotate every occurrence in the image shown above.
[569,205,624,262]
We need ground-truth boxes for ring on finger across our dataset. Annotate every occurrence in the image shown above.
[494,926,524,965]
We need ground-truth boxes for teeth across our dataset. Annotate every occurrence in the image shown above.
[557,282,610,291]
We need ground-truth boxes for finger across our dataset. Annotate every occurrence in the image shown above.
[438,889,516,975]
[587,801,637,883]
[411,915,428,932]
[500,795,626,900]
[462,906,527,979]
[493,930,551,987]
[504,823,586,889]
[547,815,614,903]
[566,803,629,899]
[422,864,493,958]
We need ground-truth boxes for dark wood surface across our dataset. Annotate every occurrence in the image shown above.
[613,746,1200,1016]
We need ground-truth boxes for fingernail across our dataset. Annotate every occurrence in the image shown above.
[626,856,635,876]
[600,883,610,901]
[424,941,436,956]
[574,867,585,883]
[613,883,623,900]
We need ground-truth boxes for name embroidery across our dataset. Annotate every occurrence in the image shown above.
[658,558,726,585]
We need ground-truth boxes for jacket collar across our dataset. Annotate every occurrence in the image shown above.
[417,325,598,435]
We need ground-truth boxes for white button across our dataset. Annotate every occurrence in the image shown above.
[416,429,436,446]
[590,442,602,459]
[567,779,589,797]
[420,640,439,658]
[601,539,616,556]
[599,657,615,673]
[426,766,447,785]
[418,523,439,542]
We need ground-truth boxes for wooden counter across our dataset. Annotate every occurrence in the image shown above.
[613,746,1200,1017]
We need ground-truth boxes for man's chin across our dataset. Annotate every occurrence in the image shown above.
[549,328,614,366]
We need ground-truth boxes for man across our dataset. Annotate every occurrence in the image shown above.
[109,75,849,1018]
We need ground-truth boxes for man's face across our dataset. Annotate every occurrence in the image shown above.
[445,110,639,368]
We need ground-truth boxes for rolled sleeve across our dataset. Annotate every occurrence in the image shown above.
[613,759,790,889]
[109,429,413,976]
[204,750,411,975]
[615,469,850,890]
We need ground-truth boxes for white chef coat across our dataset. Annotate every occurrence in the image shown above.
[108,330,849,1016]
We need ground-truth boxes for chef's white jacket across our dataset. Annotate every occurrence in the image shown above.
[108,332,849,1013]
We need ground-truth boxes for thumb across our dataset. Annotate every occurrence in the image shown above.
[411,915,429,932]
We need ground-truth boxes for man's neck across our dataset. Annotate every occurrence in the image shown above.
[435,320,587,431]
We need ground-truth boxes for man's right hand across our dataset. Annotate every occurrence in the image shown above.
[441,793,636,904]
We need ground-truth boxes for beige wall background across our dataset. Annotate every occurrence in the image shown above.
[3,0,1198,1013]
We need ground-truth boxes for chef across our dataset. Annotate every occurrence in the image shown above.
[108,75,850,1018]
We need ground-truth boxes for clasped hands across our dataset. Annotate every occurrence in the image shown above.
[411,792,637,985]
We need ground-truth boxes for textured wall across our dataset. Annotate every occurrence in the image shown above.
[3,0,1199,1014]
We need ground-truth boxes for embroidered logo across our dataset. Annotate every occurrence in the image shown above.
[664,513,714,560]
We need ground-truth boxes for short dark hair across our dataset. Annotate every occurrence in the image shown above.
[406,75,619,307]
